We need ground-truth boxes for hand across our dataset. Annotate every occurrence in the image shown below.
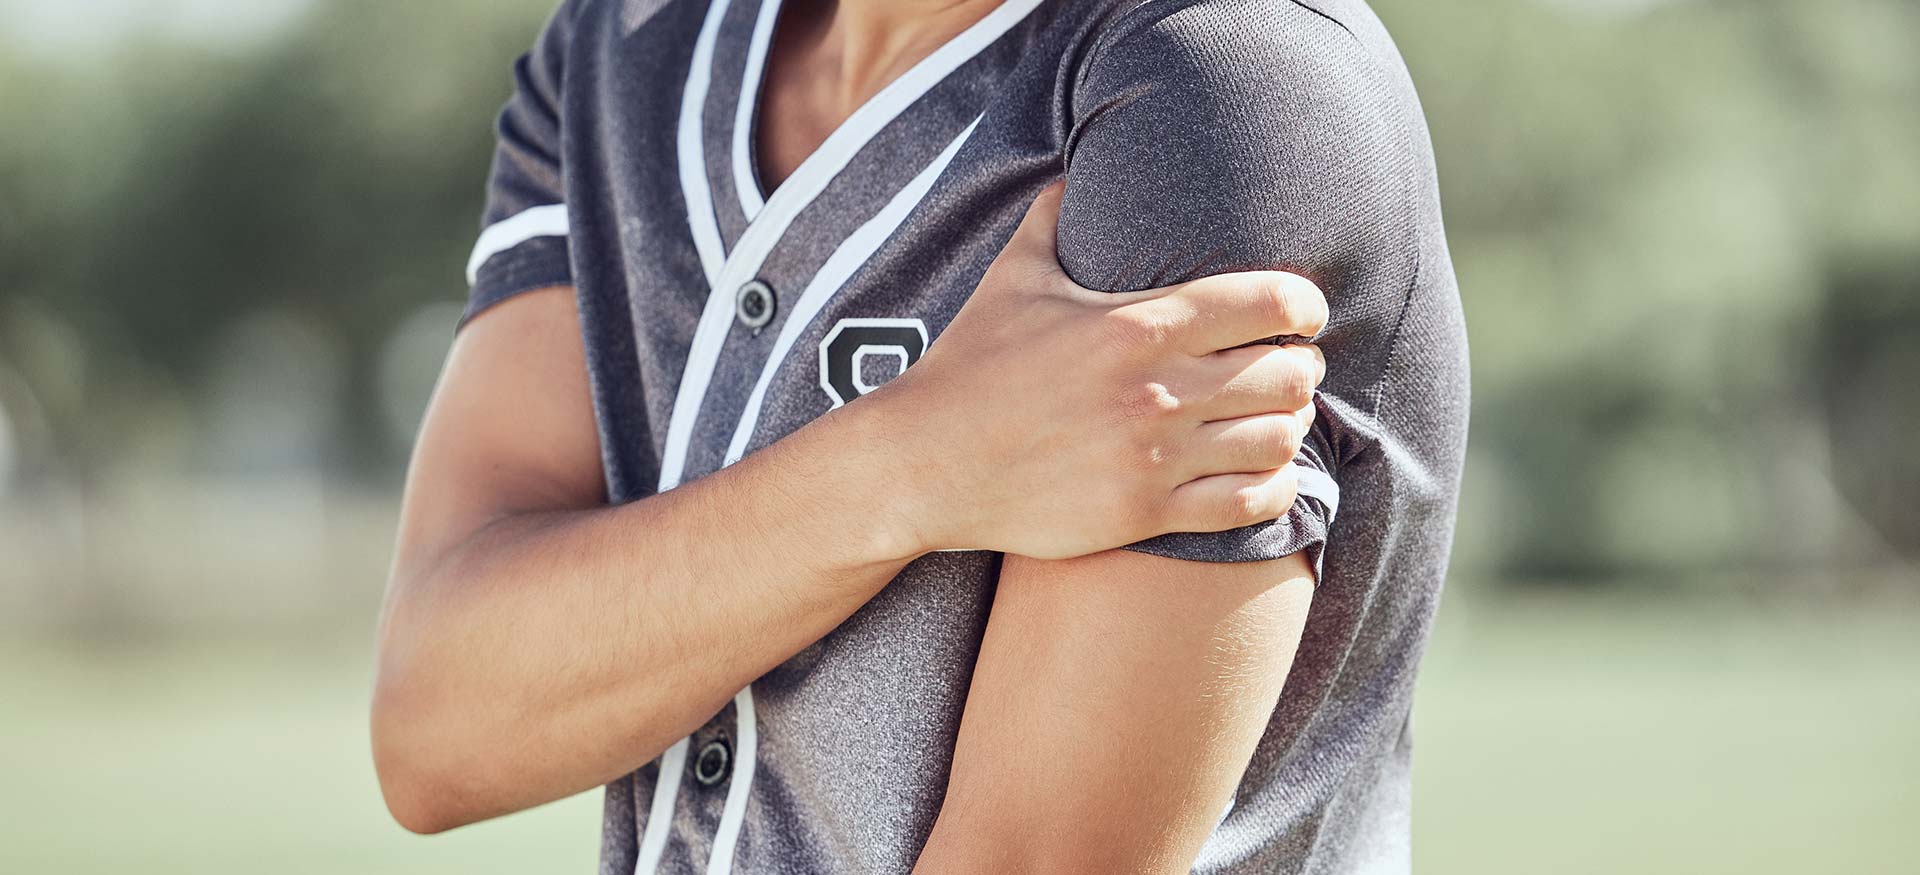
[869,183,1328,560]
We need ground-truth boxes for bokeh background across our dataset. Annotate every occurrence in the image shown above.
[2,0,1916,872]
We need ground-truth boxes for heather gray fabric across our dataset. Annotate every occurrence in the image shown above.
[463,0,1467,872]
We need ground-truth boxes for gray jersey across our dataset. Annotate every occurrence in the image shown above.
[462,0,1467,872]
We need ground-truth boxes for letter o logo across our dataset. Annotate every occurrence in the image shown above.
[818,318,929,408]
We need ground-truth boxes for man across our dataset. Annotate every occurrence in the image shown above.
[372,0,1467,872]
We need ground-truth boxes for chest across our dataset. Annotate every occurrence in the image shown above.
[565,0,1068,490]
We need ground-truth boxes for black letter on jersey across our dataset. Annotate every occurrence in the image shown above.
[818,318,929,408]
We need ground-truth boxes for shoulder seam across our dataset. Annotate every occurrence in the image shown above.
[1283,0,1361,43]
[1354,247,1419,463]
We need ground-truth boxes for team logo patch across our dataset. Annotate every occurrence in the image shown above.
[818,318,929,408]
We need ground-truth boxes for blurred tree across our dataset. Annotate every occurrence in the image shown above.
[1,0,1915,588]
[1822,251,1920,561]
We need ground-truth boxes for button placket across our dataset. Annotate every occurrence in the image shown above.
[735,279,776,330]
[693,736,733,786]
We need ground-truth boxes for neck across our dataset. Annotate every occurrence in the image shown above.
[797,0,1004,111]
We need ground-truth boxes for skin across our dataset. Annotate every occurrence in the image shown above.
[765,5,1326,867]
[373,0,1327,867]
[373,187,1327,835]
[918,551,1314,874]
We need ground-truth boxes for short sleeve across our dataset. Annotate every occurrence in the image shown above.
[1059,0,1428,569]
[462,1,581,327]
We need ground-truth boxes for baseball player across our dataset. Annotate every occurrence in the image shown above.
[373,1,1467,872]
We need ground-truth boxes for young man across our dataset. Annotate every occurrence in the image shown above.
[372,1,1467,873]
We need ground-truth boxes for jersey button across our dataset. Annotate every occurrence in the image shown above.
[736,279,776,330]
[693,737,732,787]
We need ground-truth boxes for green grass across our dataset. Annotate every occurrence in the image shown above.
[1411,592,1920,874]
[0,630,597,875]
[2,592,1916,873]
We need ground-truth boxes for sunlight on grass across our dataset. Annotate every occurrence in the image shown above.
[2,592,1915,873]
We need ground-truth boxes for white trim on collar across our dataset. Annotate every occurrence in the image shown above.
[723,115,982,467]
[658,0,1041,492]
[731,0,784,220]
[676,0,735,293]
[640,3,1040,873]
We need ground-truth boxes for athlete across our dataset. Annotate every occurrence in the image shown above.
[372,1,1467,873]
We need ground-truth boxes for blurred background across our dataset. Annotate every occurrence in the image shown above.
[1,0,1915,872]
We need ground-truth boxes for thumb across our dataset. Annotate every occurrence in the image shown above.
[1006,180,1065,261]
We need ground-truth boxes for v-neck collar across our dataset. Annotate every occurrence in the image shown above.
[679,0,1043,293]
[658,0,1041,492]
[730,0,783,220]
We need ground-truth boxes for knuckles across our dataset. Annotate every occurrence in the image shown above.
[1232,469,1299,528]
[1275,416,1308,461]
[1265,346,1322,409]
[1228,487,1269,526]
[1111,380,1183,424]
[1269,475,1301,518]
[1275,363,1316,409]
[1249,272,1299,331]
[1099,307,1178,355]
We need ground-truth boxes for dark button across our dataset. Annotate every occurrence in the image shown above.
[693,738,732,786]
[736,279,776,329]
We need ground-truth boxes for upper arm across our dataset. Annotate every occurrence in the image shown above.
[920,550,1314,873]
[390,287,604,585]
[392,0,595,581]
[1058,0,1433,567]
[923,2,1435,867]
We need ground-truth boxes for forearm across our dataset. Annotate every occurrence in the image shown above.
[374,190,1332,833]
[373,399,919,832]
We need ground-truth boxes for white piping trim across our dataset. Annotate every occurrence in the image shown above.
[704,688,758,875]
[659,0,1037,491]
[695,113,978,875]
[633,0,742,867]
[465,204,569,285]
[731,0,783,220]
[1294,465,1340,524]
[678,0,733,291]
[724,118,981,465]
[659,0,740,494]
[633,737,689,875]
[647,4,1034,870]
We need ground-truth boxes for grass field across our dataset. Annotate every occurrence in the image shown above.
[2,590,1915,874]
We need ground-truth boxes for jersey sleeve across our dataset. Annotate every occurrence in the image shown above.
[461,1,581,326]
[1059,0,1430,570]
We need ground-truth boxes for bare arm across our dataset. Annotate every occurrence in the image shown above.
[917,551,1314,874]
[371,188,1330,833]
[920,1,1439,866]
[373,286,922,833]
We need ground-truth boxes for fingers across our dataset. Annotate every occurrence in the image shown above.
[1190,343,1325,422]
[1161,465,1301,533]
[1181,404,1316,480]
[1150,271,1329,354]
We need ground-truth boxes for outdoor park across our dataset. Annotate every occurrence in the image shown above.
[2,1,1915,871]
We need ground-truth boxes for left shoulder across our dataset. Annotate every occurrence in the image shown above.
[1047,0,1438,196]
[1060,0,1421,121]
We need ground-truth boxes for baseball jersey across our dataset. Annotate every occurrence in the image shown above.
[461,0,1468,872]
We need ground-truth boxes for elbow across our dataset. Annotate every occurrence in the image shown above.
[370,662,474,835]
[370,578,468,834]
[379,776,459,836]
[371,689,447,834]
